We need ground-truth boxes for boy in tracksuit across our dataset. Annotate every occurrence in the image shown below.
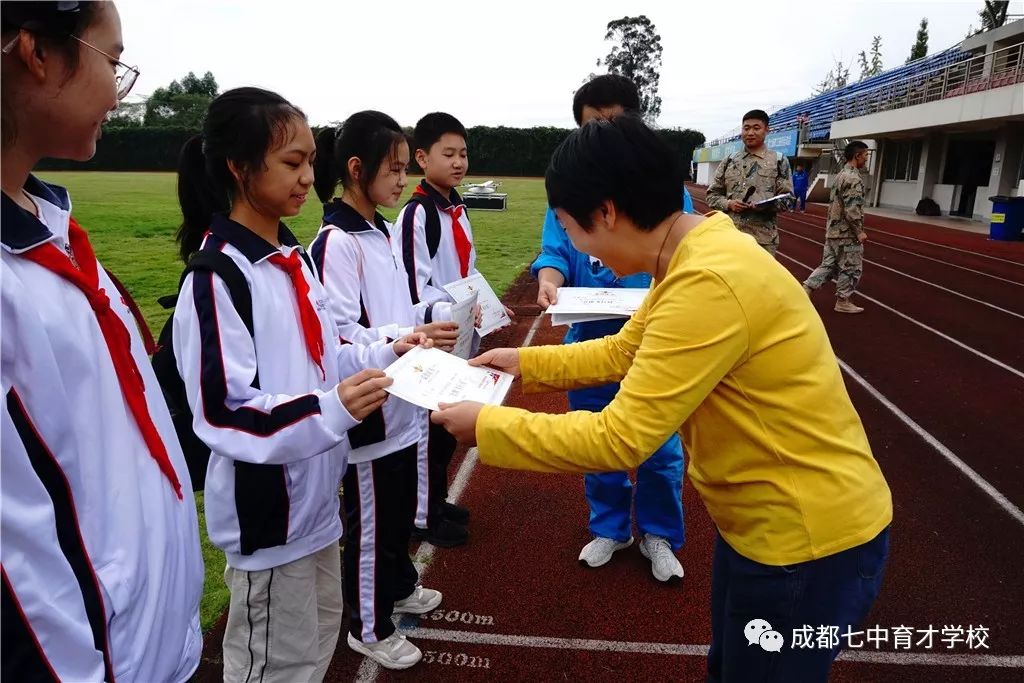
[533,75,688,583]
[392,112,483,548]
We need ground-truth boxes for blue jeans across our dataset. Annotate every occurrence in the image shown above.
[795,190,807,211]
[707,527,889,682]
[577,394,686,550]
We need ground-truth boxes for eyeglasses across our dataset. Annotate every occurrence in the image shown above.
[1,33,139,100]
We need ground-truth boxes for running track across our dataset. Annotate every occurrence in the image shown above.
[194,189,1024,682]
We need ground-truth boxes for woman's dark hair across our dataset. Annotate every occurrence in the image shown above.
[313,111,405,203]
[176,87,306,261]
[1,1,103,148]
[572,74,641,126]
[545,114,682,232]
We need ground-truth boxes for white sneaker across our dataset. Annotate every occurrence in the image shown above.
[639,534,684,583]
[578,536,633,568]
[347,631,422,670]
[394,585,443,614]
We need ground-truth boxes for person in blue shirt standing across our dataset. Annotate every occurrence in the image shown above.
[793,163,809,213]
[532,75,690,583]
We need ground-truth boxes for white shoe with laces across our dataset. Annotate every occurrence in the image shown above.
[578,536,633,568]
[393,585,443,614]
[347,631,422,670]
[639,533,684,583]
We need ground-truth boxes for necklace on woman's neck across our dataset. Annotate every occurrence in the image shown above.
[654,214,683,281]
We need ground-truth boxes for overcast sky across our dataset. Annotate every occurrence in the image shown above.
[115,0,1021,139]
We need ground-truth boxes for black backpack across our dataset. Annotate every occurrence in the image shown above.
[151,251,254,491]
[403,193,444,259]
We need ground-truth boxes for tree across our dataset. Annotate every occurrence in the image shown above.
[144,71,219,128]
[596,15,664,122]
[857,36,884,81]
[967,1,1009,36]
[907,18,929,63]
[815,58,851,94]
[105,100,146,128]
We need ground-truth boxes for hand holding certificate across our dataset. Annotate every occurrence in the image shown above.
[443,273,510,337]
[383,345,513,412]
[545,287,649,326]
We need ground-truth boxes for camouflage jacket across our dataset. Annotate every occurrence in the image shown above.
[705,147,794,238]
[827,165,866,240]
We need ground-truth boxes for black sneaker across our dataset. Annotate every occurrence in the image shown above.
[441,501,470,525]
[418,519,468,548]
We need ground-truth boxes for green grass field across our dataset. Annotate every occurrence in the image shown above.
[37,171,546,630]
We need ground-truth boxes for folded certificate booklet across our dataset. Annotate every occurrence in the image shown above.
[753,193,791,207]
[545,287,648,326]
[382,345,514,412]
[450,291,478,360]
[443,273,510,337]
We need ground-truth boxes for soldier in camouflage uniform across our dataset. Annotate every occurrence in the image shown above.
[803,140,870,314]
[705,109,794,254]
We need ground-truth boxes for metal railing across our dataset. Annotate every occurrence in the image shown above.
[835,40,1024,121]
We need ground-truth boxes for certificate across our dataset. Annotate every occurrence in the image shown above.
[443,273,510,337]
[545,287,648,325]
[383,346,514,412]
[450,291,478,360]
[752,193,792,207]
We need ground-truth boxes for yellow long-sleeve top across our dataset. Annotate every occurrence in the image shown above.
[477,211,892,566]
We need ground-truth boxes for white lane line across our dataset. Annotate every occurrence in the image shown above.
[357,314,546,682]
[837,358,1024,528]
[778,216,1024,287]
[777,251,1024,381]
[397,626,1024,668]
[779,228,1024,320]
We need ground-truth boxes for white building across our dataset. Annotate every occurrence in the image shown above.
[694,19,1024,222]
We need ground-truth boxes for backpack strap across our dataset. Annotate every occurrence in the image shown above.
[105,269,159,355]
[162,250,254,337]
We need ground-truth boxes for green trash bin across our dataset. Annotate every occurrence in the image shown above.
[988,196,1024,241]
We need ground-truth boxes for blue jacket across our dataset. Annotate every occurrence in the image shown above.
[793,169,809,194]
[530,187,693,408]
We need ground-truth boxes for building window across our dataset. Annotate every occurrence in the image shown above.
[882,140,922,181]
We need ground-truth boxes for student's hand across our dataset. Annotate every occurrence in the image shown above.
[393,332,432,356]
[337,369,392,420]
[727,199,753,212]
[537,280,559,309]
[858,231,868,243]
[469,348,521,377]
[431,401,484,444]
[504,305,516,318]
[473,304,483,328]
[415,321,459,352]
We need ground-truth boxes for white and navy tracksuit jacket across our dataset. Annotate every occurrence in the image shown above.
[311,200,453,529]
[392,180,479,306]
[173,214,398,572]
[1,177,203,682]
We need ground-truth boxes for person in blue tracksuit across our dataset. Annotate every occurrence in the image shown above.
[532,74,690,583]
[793,163,809,212]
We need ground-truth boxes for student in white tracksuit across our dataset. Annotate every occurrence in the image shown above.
[309,111,453,671]
[1,3,203,681]
[172,88,421,683]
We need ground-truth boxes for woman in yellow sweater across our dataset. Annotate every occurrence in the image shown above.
[432,115,892,682]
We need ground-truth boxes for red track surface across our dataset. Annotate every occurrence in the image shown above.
[194,191,1024,681]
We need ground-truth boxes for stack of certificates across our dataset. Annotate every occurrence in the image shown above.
[545,287,649,326]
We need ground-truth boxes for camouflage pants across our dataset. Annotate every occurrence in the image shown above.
[736,222,779,255]
[804,239,863,299]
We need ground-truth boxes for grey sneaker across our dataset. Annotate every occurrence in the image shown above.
[394,585,443,615]
[578,536,633,568]
[347,631,422,670]
[639,534,684,583]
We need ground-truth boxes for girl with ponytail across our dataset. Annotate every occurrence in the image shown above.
[309,111,461,670]
[172,88,427,681]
